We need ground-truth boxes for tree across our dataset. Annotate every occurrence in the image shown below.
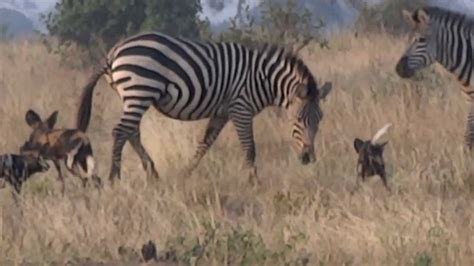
[353,0,427,34]
[217,0,327,53]
[42,0,204,63]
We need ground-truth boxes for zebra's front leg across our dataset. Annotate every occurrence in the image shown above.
[129,131,159,185]
[184,115,229,176]
[230,106,260,187]
[465,100,474,151]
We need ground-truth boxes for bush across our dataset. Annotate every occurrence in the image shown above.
[353,0,427,34]
[42,0,205,64]
[214,0,327,53]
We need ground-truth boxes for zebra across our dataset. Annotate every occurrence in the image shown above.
[76,32,333,185]
[396,6,474,150]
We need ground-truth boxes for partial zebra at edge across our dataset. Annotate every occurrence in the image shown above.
[396,6,474,150]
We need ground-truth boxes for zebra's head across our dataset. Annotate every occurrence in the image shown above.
[288,80,332,165]
[396,8,437,78]
[20,109,58,157]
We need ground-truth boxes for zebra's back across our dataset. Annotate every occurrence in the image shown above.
[105,32,251,120]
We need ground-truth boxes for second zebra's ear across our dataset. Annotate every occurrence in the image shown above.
[416,9,430,26]
[402,9,416,29]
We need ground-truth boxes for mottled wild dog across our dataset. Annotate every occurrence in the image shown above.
[353,123,392,191]
[20,109,102,193]
[0,153,50,193]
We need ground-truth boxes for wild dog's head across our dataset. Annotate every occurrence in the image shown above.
[20,109,58,157]
[0,154,49,193]
[353,123,392,179]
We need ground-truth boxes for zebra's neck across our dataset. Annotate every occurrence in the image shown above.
[436,22,474,87]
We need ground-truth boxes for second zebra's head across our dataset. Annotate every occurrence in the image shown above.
[288,79,332,165]
[396,8,436,78]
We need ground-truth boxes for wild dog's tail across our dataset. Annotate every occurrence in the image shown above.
[66,141,95,178]
[76,64,108,132]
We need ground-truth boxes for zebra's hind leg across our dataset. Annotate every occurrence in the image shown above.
[129,131,159,185]
[229,104,261,187]
[184,115,229,176]
[109,100,152,185]
[109,128,131,184]
[465,101,474,151]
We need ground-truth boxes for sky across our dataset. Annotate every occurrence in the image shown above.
[2,0,474,32]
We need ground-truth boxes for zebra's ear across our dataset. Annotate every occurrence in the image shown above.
[416,9,430,26]
[25,109,42,129]
[402,9,416,28]
[319,82,332,100]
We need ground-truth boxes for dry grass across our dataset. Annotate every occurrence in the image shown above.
[1,31,474,265]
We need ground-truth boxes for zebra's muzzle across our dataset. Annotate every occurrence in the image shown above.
[395,56,415,78]
[300,146,316,165]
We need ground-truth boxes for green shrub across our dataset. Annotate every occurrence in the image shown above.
[42,0,204,64]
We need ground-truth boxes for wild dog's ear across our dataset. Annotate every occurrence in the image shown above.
[319,82,332,101]
[354,138,364,153]
[25,109,42,128]
[46,111,58,129]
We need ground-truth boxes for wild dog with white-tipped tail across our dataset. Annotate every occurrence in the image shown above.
[19,109,102,194]
[353,123,392,191]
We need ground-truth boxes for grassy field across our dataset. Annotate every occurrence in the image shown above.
[1,31,474,265]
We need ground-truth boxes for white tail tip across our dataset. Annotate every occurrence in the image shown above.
[371,123,392,144]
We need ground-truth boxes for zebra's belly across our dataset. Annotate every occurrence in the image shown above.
[155,104,223,121]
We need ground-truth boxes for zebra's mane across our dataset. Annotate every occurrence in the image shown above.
[417,6,474,31]
[257,44,318,98]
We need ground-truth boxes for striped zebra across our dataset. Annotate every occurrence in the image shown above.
[396,6,474,150]
[76,32,333,184]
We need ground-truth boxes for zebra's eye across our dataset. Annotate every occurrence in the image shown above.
[418,37,426,42]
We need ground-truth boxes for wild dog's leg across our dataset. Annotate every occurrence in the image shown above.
[53,160,65,195]
[65,142,89,189]
[184,115,229,176]
[109,98,153,184]
[129,130,159,184]
[465,100,474,151]
[229,102,260,186]
[91,174,103,190]
[380,173,391,192]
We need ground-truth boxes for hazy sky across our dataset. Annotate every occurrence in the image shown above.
[4,0,474,28]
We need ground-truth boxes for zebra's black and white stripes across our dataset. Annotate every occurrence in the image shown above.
[76,32,332,184]
[396,6,474,149]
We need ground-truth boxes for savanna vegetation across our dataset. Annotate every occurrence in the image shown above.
[0,0,473,265]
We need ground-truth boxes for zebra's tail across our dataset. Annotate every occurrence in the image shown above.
[76,65,107,132]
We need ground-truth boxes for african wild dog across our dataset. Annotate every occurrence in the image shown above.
[0,153,50,193]
[20,109,102,193]
[353,123,392,191]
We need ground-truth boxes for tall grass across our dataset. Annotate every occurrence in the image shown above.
[1,31,474,265]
